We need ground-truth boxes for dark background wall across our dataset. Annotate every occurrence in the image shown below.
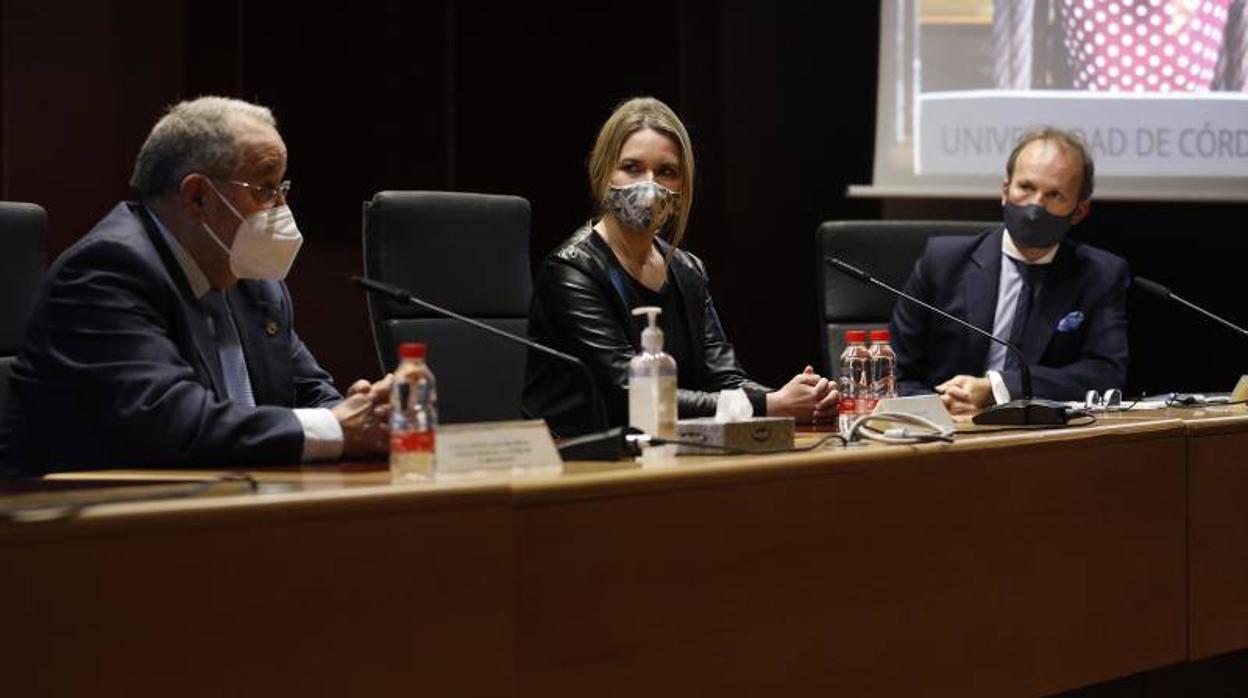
[1,0,1243,397]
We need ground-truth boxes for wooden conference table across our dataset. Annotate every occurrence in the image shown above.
[2,407,1246,697]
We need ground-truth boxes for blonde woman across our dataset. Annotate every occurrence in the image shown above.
[523,97,836,437]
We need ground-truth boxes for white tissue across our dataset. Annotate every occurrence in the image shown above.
[714,388,754,422]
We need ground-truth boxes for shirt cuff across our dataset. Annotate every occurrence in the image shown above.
[294,408,344,462]
[986,370,1011,405]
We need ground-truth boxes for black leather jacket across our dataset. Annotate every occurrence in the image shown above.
[522,224,771,437]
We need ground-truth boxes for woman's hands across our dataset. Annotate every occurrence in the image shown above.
[765,365,840,424]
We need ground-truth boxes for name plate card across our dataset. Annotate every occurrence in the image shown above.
[1232,375,1248,402]
[434,420,561,475]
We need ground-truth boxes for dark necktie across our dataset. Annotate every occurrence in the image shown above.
[201,291,256,407]
[1003,259,1047,372]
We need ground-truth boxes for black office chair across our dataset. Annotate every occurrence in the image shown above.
[816,220,990,375]
[0,202,46,412]
[362,191,532,423]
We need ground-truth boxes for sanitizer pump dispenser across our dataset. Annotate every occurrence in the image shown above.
[628,306,678,452]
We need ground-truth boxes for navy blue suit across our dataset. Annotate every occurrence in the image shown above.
[889,227,1128,400]
[0,203,342,475]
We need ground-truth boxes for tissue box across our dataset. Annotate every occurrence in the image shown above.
[675,417,795,455]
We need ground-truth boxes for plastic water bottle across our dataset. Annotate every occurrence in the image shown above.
[868,329,897,410]
[838,330,871,434]
[390,342,437,480]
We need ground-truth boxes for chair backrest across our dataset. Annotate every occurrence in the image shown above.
[816,220,990,374]
[0,202,46,411]
[363,191,532,423]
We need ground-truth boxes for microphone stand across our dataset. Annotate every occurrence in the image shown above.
[824,257,1070,426]
[352,276,638,459]
[1134,275,1248,403]
[1134,276,1248,338]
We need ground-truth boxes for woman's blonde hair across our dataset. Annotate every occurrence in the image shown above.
[587,97,694,249]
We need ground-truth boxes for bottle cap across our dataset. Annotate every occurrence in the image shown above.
[398,342,427,360]
[845,330,867,343]
[632,306,664,353]
[869,329,890,342]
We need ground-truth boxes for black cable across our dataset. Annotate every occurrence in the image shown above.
[1164,397,1248,409]
[647,438,749,454]
[1102,391,1146,412]
[792,432,851,450]
[1071,411,1099,425]
[648,431,848,455]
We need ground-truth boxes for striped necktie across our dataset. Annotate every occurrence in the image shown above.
[201,291,256,408]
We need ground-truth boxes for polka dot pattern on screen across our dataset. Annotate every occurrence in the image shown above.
[1059,0,1230,92]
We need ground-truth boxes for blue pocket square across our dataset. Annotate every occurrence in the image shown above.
[1057,311,1085,332]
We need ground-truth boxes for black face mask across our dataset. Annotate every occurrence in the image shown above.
[1003,201,1074,249]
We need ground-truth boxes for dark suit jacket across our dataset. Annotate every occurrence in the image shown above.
[889,226,1129,401]
[0,202,342,475]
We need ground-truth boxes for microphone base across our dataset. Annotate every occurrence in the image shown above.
[972,399,1071,426]
[557,426,643,461]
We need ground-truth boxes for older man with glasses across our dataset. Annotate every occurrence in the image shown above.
[0,96,390,475]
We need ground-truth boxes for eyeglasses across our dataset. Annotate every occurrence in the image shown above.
[225,179,291,204]
[1084,388,1126,411]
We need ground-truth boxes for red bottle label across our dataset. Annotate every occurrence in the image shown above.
[391,431,435,453]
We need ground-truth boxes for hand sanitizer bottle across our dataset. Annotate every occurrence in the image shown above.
[629,306,678,457]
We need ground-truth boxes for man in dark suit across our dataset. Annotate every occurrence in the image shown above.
[0,97,389,475]
[890,128,1128,414]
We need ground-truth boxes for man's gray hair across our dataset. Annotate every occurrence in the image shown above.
[129,96,277,198]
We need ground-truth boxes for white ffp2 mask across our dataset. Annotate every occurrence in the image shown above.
[201,180,303,281]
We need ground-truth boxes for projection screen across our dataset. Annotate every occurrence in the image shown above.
[852,0,1248,201]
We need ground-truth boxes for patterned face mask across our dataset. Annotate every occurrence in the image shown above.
[604,181,680,233]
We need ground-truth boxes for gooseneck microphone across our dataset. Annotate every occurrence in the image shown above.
[1134,276,1248,339]
[824,257,1070,426]
[352,276,637,460]
[826,257,1033,400]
